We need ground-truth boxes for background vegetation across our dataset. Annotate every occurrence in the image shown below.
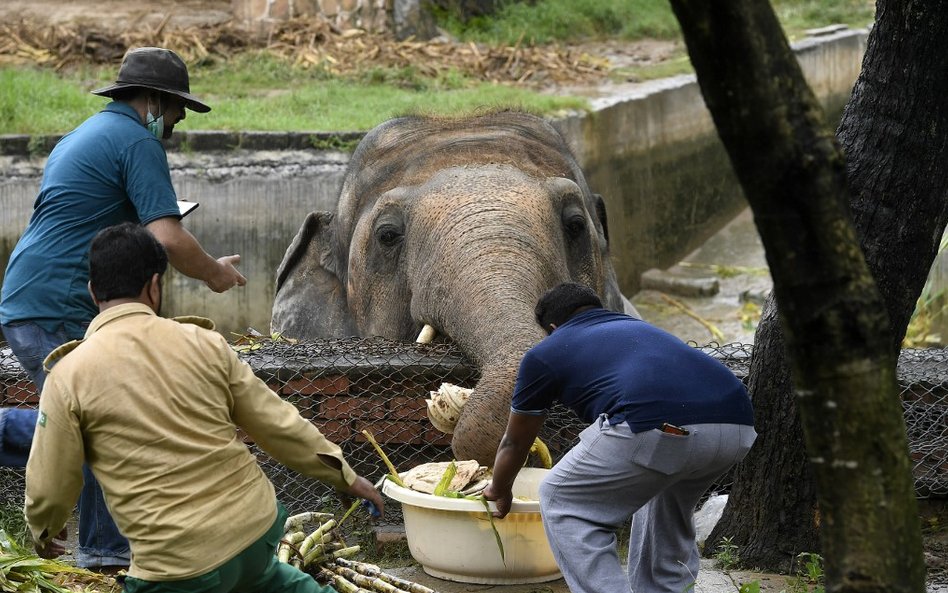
[0,0,874,135]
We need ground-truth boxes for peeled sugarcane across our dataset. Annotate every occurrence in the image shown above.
[334,559,438,593]
[323,571,374,593]
[284,511,335,533]
[325,565,406,593]
[302,541,345,567]
[298,519,337,558]
[304,545,361,568]
[530,437,553,469]
[277,530,306,563]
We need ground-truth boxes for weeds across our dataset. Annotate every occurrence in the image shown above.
[714,536,741,570]
[782,552,825,593]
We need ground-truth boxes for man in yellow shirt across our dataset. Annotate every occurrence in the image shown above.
[24,222,383,593]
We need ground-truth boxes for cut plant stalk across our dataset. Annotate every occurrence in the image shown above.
[302,541,345,567]
[304,545,361,567]
[361,430,405,487]
[530,437,553,468]
[298,519,336,558]
[326,565,403,593]
[283,511,334,533]
[334,558,437,593]
[277,530,305,563]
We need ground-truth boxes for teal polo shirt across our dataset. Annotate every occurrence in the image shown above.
[0,102,181,336]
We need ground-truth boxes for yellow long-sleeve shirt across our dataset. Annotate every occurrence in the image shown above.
[25,303,356,581]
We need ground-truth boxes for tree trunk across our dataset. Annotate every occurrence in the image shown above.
[667,0,947,590]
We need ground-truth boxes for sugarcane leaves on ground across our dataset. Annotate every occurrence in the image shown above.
[0,530,119,593]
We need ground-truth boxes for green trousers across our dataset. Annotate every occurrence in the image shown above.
[123,502,336,593]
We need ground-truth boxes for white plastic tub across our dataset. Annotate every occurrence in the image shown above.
[382,467,561,584]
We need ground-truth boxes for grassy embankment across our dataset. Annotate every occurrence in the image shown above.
[0,0,874,136]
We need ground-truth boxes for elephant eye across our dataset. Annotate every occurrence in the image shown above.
[375,223,404,247]
[563,214,587,239]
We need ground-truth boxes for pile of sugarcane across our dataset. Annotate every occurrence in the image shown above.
[277,511,360,570]
[321,558,437,593]
[276,511,440,593]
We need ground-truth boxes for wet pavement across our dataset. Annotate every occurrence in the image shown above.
[632,207,771,346]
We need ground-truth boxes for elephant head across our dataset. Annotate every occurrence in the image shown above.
[272,111,637,464]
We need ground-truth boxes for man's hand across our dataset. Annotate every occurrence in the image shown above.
[338,475,385,519]
[205,255,247,293]
[483,482,513,519]
[35,527,67,559]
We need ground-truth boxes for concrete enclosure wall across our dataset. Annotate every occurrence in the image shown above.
[0,29,870,337]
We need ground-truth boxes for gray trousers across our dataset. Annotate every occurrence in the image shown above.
[539,416,756,593]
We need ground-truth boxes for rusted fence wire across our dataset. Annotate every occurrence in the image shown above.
[1,339,946,526]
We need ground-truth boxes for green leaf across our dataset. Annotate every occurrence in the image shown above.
[475,496,505,565]
[433,461,457,497]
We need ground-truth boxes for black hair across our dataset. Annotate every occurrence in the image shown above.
[534,282,603,331]
[89,222,168,301]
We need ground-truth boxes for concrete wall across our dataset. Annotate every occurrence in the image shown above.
[0,28,870,337]
[553,27,868,293]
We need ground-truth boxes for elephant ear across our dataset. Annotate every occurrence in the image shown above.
[593,193,642,320]
[271,211,359,339]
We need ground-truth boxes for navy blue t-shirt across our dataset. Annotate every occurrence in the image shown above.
[511,308,754,431]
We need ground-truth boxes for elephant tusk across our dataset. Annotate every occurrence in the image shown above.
[416,324,437,344]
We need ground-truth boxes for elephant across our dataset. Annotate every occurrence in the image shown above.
[271,110,638,464]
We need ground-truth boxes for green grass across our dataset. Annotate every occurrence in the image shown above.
[0,0,876,136]
[434,0,683,45]
[437,0,875,45]
[0,55,587,135]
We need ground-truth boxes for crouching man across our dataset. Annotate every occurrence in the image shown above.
[484,282,756,593]
[25,222,383,593]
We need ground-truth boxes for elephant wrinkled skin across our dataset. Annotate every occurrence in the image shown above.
[271,111,637,464]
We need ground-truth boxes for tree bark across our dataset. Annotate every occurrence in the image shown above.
[667,0,947,590]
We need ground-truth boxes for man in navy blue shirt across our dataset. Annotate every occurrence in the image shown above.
[0,47,246,572]
[484,282,756,593]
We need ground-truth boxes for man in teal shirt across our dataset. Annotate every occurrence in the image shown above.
[0,47,246,572]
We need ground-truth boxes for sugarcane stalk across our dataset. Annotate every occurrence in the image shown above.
[298,519,337,558]
[328,572,375,593]
[328,566,404,593]
[277,531,305,563]
[307,545,362,567]
[284,511,335,533]
[361,430,405,487]
[334,558,437,593]
[302,541,345,566]
[529,437,553,469]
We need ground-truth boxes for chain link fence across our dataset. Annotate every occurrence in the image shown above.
[1,339,946,535]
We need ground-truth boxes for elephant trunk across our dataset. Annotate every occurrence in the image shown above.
[450,322,544,464]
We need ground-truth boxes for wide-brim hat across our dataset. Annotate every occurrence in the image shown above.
[91,47,210,113]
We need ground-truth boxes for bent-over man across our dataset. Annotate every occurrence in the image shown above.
[483,282,756,593]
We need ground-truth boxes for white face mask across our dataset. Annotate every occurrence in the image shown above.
[145,97,164,139]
